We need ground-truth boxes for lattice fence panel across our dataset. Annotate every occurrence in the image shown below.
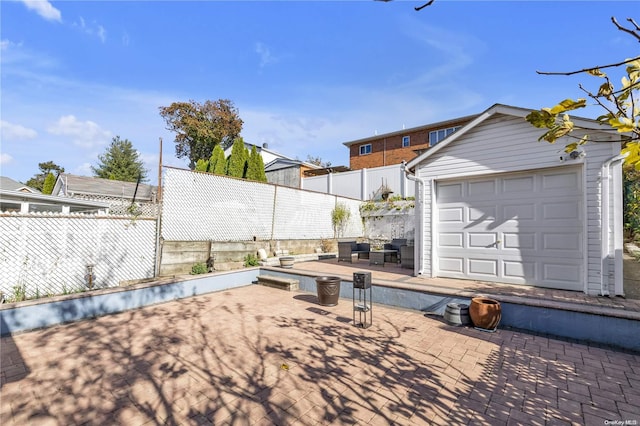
[272,188,363,239]
[0,214,156,300]
[162,169,276,241]
[272,187,335,239]
[72,194,158,217]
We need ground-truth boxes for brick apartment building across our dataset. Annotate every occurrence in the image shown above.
[343,114,479,170]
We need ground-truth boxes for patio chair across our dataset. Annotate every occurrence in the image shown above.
[356,242,370,260]
[338,241,358,263]
[338,241,370,263]
[384,238,407,263]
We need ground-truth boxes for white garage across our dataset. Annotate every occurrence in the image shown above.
[435,167,583,290]
[405,104,625,295]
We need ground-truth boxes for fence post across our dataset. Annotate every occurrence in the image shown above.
[400,164,406,199]
[271,185,278,241]
[361,168,368,201]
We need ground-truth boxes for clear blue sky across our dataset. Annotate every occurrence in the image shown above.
[1,0,635,185]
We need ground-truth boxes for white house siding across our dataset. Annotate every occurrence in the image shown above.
[414,113,621,294]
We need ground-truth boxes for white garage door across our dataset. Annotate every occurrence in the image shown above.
[436,167,583,290]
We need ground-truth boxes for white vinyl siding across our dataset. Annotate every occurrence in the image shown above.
[415,113,621,294]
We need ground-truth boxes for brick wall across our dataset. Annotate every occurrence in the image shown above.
[348,117,473,170]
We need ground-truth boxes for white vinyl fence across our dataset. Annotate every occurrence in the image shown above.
[0,214,157,300]
[302,163,415,201]
[161,167,363,241]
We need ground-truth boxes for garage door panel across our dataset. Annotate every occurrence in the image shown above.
[468,180,496,197]
[502,232,535,249]
[435,166,583,290]
[543,263,582,283]
[469,206,497,222]
[437,183,463,200]
[439,233,464,248]
[439,207,464,222]
[542,170,581,190]
[503,203,536,221]
[468,233,498,248]
[543,233,580,251]
[504,260,536,281]
[468,258,498,276]
[439,257,464,273]
[502,176,535,193]
[542,201,581,220]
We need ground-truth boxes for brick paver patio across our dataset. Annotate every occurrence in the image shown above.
[1,285,639,425]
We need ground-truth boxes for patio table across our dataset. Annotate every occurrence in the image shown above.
[369,249,398,266]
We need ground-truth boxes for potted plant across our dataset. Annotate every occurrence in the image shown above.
[315,276,341,306]
[279,256,295,268]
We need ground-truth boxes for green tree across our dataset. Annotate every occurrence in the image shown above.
[525,17,640,170]
[159,99,243,169]
[41,172,55,195]
[246,145,267,182]
[26,161,65,191]
[625,168,640,239]
[194,159,209,172]
[209,145,227,175]
[92,136,148,182]
[226,137,249,178]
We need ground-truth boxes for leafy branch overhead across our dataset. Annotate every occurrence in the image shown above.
[525,17,640,169]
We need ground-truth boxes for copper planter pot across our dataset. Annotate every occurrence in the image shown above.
[469,297,501,331]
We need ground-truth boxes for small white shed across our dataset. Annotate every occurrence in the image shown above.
[405,104,625,296]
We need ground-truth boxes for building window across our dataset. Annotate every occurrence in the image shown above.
[429,126,462,146]
[402,136,410,147]
[359,144,372,155]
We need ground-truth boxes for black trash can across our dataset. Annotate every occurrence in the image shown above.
[315,276,341,306]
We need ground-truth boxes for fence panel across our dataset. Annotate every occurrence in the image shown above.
[331,170,364,199]
[0,214,156,299]
[161,168,276,241]
[273,187,335,239]
[302,164,415,200]
[162,167,364,241]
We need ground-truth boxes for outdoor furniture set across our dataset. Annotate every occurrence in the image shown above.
[338,239,413,268]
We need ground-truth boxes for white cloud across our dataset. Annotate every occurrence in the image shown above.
[74,162,93,176]
[255,42,277,68]
[73,17,107,43]
[20,0,62,22]
[0,120,38,140]
[0,153,13,165]
[47,115,112,148]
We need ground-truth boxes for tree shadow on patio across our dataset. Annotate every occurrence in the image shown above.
[1,286,635,425]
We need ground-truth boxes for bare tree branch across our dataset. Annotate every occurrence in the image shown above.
[612,17,640,41]
[374,0,435,12]
[415,0,435,11]
[536,56,640,76]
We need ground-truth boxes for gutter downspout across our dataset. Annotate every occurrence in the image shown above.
[402,161,427,276]
[600,152,629,296]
